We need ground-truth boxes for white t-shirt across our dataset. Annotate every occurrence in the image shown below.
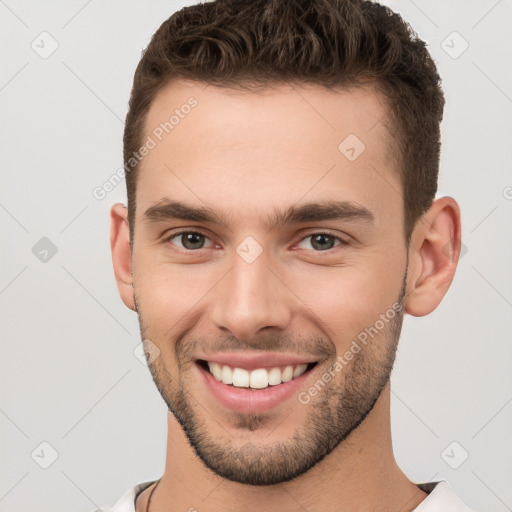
[93,480,474,512]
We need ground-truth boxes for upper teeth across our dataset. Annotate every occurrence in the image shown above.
[207,362,309,389]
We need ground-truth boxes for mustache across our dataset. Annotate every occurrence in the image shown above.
[177,334,333,361]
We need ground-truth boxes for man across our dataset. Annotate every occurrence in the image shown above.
[105,0,472,510]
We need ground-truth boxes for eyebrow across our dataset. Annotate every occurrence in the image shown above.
[143,198,375,231]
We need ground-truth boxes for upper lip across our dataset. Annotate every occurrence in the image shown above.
[195,352,318,371]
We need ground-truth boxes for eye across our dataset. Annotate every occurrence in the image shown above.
[297,233,348,251]
[164,231,348,253]
[165,231,216,251]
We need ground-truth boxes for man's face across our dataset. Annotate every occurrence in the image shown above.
[131,80,408,485]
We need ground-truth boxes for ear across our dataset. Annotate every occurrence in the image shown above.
[110,203,136,311]
[405,196,462,316]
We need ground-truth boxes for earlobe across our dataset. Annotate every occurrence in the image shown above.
[110,203,136,311]
[404,197,462,317]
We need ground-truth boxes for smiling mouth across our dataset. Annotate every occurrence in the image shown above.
[197,359,318,390]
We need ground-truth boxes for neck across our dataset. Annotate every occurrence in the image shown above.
[138,384,427,512]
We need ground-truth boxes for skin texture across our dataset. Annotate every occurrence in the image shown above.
[110,80,461,512]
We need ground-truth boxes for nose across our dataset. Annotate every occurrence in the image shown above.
[210,249,293,342]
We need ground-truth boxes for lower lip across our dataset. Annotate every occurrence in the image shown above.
[197,362,315,414]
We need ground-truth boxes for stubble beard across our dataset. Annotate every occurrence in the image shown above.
[134,269,407,486]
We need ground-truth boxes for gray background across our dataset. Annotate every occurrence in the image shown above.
[1,1,511,511]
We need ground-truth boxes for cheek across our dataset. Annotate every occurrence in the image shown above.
[133,240,406,352]
[133,257,226,353]
[288,258,404,344]
[134,242,202,299]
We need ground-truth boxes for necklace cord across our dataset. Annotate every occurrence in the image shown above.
[145,479,160,512]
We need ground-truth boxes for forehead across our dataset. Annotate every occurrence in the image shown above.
[137,79,401,231]
[144,79,393,156]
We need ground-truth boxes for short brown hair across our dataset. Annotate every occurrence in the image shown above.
[123,0,445,244]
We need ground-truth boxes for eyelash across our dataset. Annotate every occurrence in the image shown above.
[163,230,349,253]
